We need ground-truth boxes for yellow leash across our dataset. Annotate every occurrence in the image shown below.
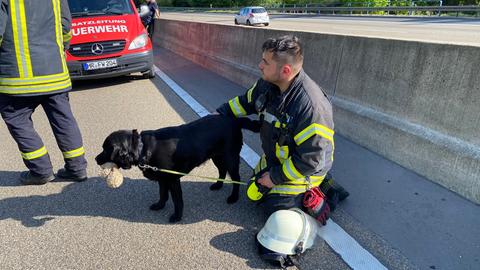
[138,164,247,185]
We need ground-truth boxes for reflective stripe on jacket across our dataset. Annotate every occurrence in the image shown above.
[0,0,72,96]
[217,70,335,196]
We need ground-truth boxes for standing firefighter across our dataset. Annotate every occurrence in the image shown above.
[0,0,87,184]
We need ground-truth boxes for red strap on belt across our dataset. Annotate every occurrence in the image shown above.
[303,187,330,225]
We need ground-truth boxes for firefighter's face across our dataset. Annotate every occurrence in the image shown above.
[259,51,281,84]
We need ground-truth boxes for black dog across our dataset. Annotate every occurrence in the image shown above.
[95,115,260,223]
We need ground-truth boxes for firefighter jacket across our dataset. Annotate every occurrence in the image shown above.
[217,70,335,196]
[0,0,73,96]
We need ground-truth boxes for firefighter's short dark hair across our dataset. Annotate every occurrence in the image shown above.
[262,35,304,67]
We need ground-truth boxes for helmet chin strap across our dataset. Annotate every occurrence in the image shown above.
[291,208,309,255]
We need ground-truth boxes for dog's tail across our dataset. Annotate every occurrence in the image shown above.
[235,117,261,133]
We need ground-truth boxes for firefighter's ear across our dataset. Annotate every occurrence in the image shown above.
[280,64,293,78]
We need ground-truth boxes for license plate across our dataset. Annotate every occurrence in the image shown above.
[83,59,117,70]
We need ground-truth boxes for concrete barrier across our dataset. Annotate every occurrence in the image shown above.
[154,19,480,204]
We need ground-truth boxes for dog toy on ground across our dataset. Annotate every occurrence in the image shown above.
[98,162,124,188]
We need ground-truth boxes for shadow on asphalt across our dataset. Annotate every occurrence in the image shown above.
[0,172,277,268]
[0,171,22,187]
[71,74,147,92]
[210,228,280,269]
[0,175,265,227]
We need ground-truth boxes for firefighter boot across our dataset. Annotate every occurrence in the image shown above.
[56,168,88,182]
[320,174,350,211]
[20,171,55,185]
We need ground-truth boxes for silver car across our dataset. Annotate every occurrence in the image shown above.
[234,6,269,26]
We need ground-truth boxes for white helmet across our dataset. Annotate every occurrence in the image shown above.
[139,4,150,18]
[257,208,319,255]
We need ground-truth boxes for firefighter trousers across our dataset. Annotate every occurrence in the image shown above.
[259,193,305,217]
[0,92,87,177]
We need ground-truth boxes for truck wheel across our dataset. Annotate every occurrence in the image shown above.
[234,19,239,25]
[246,20,251,26]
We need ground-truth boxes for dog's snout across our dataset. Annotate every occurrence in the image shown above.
[95,152,106,165]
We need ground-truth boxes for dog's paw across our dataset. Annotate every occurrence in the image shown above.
[150,202,166,211]
[227,194,239,204]
[169,214,182,223]
[209,182,223,190]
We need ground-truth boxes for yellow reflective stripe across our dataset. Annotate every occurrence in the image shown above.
[63,147,85,159]
[282,157,304,181]
[270,186,307,195]
[0,79,71,94]
[52,0,67,73]
[294,123,334,146]
[274,121,286,128]
[246,82,257,103]
[254,154,267,175]
[0,72,70,85]
[63,30,72,42]
[288,177,323,186]
[269,178,323,195]
[10,0,25,77]
[21,146,48,160]
[17,0,33,77]
[275,143,289,164]
[228,96,247,117]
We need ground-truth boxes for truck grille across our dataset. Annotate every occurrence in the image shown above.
[68,40,126,57]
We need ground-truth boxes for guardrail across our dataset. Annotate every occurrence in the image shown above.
[280,5,480,16]
[160,5,480,17]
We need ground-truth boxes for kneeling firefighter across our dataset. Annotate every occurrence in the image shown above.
[216,35,349,266]
[235,77,349,218]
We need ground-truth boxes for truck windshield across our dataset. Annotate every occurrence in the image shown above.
[68,0,134,17]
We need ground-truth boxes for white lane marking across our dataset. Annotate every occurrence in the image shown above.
[154,67,210,117]
[318,220,387,269]
[154,65,388,270]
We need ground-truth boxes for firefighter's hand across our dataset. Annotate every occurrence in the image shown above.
[257,172,274,188]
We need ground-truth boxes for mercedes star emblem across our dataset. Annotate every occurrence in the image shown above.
[91,43,104,55]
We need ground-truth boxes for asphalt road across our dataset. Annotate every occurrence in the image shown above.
[161,13,480,46]
[151,46,480,270]
[1,45,479,269]
[0,72,347,269]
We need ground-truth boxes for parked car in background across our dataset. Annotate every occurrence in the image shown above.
[234,7,269,26]
[66,0,155,80]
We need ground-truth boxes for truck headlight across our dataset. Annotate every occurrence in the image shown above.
[128,34,148,50]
